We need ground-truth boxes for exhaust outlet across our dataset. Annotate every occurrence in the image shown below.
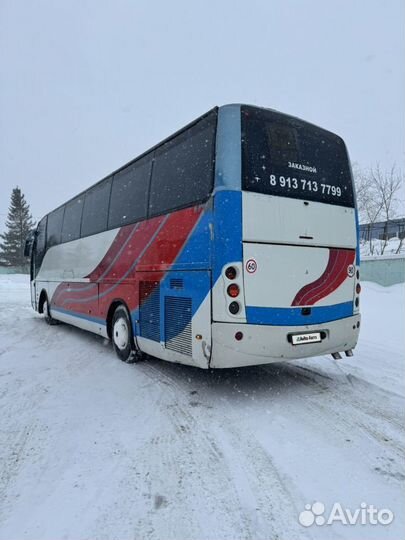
[331,352,342,360]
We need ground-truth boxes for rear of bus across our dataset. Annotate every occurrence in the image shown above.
[211,104,360,368]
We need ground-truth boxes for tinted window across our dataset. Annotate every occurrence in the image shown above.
[82,178,112,237]
[61,197,84,243]
[36,216,47,256]
[47,206,65,248]
[241,106,354,207]
[149,111,216,216]
[108,158,150,229]
[34,216,47,275]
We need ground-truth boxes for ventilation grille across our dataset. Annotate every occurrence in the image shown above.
[165,297,192,356]
[139,281,160,342]
[170,278,184,290]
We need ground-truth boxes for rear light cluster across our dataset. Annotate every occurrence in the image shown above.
[354,267,361,312]
[219,262,245,323]
[225,266,241,315]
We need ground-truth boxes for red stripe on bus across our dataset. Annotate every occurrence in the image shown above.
[292,249,355,306]
[51,206,204,320]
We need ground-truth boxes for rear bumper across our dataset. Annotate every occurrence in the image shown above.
[210,315,360,368]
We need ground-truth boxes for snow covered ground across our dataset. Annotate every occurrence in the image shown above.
[0,275,404,540]
[360,237,405,258]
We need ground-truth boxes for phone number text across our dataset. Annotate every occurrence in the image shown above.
[267,174,342,197]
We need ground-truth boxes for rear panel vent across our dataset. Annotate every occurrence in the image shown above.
[170,278,184,290]
[165,296,192,356]
[139,281,160,342]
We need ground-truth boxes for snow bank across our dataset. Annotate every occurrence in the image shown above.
[0,273,30,305]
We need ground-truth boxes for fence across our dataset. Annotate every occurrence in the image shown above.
[359,219,405,242]
[360,255,405,286]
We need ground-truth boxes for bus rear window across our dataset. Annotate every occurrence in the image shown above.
[241,106,354,207]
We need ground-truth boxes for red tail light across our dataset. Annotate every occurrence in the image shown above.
[227,284,240,298]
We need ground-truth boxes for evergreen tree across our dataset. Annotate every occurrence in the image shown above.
[0,187,34,267]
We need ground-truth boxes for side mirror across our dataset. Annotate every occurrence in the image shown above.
[24,230,35,257]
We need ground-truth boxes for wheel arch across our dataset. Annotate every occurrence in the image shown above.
[106,298,133,340]
[38,289,48,314]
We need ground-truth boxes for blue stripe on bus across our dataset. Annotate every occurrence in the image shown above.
[51,306,106,325]
[213,190,243,283]
[168,206,212,271]
[133,272,211,343]
[215,105,242,191]
[354,207,360,265]
[130,207,214,342]
[246,301,353,326]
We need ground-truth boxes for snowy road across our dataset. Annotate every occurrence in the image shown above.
[0,275,404,540]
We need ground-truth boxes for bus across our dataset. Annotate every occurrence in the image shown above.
[26,104,361,369]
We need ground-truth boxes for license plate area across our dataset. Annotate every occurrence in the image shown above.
[289,331,322,345]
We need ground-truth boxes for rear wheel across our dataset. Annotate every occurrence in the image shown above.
[43,297,59,325]
[112,305,143,363]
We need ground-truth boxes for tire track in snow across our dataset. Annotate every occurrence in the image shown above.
[136,362,249,539]
[0,423,38,521]
[137,361,308,540]
[265,360,405,473]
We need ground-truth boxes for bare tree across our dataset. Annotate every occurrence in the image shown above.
[370,164,402,254]
[352,163,383,255]
[352,163,404,255]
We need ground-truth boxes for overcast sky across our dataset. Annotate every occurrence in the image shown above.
[1,0,404,230]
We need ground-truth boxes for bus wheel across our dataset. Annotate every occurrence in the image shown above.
[112,305,142,363]
[43,297,59,325]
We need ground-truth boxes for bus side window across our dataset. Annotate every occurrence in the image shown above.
[33,216,47,277]
[47,206,65,248]
[61,197,84,243]
[149,112,216,217]
[108,157,151,230]
[81,178,112,237]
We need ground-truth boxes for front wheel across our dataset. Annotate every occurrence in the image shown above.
[43,297,59,325]
[112,305,143,363]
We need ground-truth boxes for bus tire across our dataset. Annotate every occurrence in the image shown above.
[112,305,142,363]
[42,296,59,326]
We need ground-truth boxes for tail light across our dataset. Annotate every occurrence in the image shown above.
[356,283,361,294]
[227,284,240,298]
[225,266,237,280]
